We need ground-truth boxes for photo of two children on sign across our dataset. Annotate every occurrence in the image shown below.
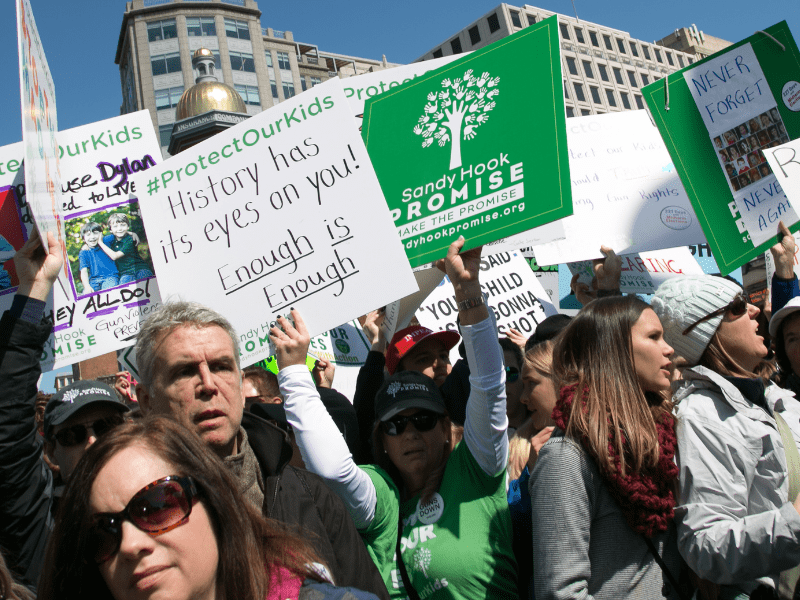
[64,200,154,298]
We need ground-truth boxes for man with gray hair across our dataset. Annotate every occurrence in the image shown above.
[134,301,388,599]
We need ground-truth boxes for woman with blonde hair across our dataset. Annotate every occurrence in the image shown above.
[531,295,685,599]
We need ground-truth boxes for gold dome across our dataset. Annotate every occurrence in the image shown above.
[193,48,214,60]
[175,81,247,120]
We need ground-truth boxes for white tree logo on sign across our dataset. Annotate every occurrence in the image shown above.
[412,69,500,170]
[413,547,432,578]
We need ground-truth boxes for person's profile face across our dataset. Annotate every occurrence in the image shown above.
[138,325,245,458]
[400,337,452,388]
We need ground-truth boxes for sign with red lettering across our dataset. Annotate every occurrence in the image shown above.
[567,247,704,294]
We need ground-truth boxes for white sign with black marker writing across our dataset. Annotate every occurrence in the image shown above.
[133,79,417,366]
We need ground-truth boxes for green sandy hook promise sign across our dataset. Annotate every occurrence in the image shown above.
[362,16,572,268]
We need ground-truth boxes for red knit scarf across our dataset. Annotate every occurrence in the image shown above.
[552,384,679,538]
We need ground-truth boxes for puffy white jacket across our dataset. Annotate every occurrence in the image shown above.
[673,366,800,595]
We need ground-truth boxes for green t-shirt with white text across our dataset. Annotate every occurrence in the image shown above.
[360,441,517,600]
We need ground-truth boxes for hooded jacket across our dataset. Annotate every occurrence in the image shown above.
[673,366,800,595]
[240,403,389,600]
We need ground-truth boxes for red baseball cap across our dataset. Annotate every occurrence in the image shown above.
[385,325,460,375]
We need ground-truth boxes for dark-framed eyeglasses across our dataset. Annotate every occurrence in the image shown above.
[380,410,442,436]
[87,475,199,564]
[53,413,126,447]
[505,366,520,383]
[682,293,749,337]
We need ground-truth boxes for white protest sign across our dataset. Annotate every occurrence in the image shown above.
[416,250,557,362]
[382,268,446,341]
[567,246,704,294]
[533,111,705,266]
[765,138,800,210]
[520,248,560,307]
[0,111,165,371]
[683,43,797,246]
[133,79,417,367]
[307,320,372,367]
[16,0,71,295]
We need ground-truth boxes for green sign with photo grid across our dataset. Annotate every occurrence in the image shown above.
[361,16,572,268]
[643,21,800,275]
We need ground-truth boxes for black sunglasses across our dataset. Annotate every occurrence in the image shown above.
[505,366,520,383]
[682,293,748,336]
[53,413,125,447]
[380,410,442,436]
[87,475,199,564]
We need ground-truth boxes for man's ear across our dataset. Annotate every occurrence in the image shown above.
[42,440,62,477]
[136,384,152,415]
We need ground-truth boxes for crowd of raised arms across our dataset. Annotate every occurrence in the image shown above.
[4,223,800,600]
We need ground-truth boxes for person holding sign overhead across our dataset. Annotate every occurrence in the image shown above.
[271,237,517,600]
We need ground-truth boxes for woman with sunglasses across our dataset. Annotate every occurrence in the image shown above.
[38,416,381,600]
[531,295,683,600]
[271,238,517,600]
[652,275,800,599]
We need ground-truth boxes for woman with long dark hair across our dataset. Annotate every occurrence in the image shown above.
[37,417,379,600]
[531,295,684,599]
[652,275,800,599]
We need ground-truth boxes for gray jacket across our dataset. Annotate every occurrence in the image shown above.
[673,366,800,595]
[531,431,682,600]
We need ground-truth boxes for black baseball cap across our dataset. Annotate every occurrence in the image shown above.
[374,371,447,423]
[43,380,129,440]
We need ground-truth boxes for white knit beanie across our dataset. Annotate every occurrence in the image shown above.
[651,275,743,366]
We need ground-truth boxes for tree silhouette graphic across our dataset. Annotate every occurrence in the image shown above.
[413,69,500,170]
[413,547,432,578]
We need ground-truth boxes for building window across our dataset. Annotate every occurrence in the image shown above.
[566,56,578,76]
[277,51,291,70]
[605,89,616,107]
[566,106,575,117]
[301,78,307,92]
[581,109,591,116]
[151,52,181,76]
[616,38,626,54]
[155,86,183,110]
[310,77,321,87]
[564,81,569,99]
[469,25,481,45]
[574,28,585,44]
[621,91,631,109]
[271,83,279,99]
[641,73,649,86]
[629,42,639,57]
[224,18,250,40]
[589,31,599,47]
[230,51,255,72]
[642,46,651,61]
[282,82,295,99]
[655,48,663,63]
[613,67,623,85]
[627,70,637,87]
[598,64,609,82]
[159,124,172,147]
[432,48,443,58]
[603,35,613,50]
[147,19,177,42]
[487,13,500,33]
[635,95,644,109]
[527,14,537,26]
[677,54,684,67]
[574,83,586,103]
[688,57,694,64]
[666,52,674,66]
[559,23,570,40]
[451,37,462,54]
[582,60,594,79]
[510,11,521,28]
[235,84,260,105]
[186,17,216,37]
[265,51,273,67]
[590,86,602,104]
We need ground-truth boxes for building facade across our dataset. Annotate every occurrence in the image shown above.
[656,25,731,61]
[116,0,397,155]
[416,4,698,118]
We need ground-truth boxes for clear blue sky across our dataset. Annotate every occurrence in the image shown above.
[3,0,796,391]
[0,0,796,148]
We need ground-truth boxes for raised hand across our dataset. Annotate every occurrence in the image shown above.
[15,229,63,301]
[269,310,311,370]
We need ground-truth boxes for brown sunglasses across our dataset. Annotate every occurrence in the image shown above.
[682,294,748,336]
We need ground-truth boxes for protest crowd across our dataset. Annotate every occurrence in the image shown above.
[2,217,800,600]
